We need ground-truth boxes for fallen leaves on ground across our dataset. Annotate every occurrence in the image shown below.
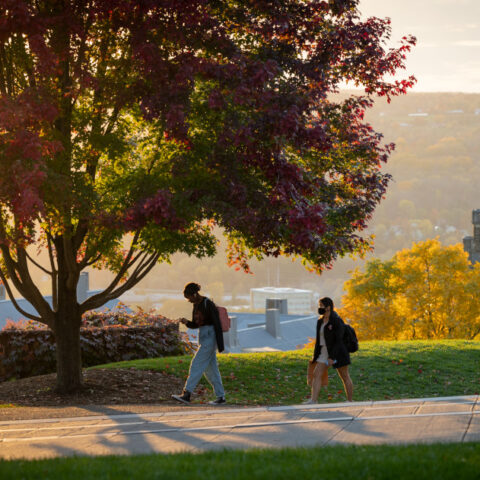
[0,368,208,407]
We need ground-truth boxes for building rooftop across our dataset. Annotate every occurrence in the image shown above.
[250,287,312,294]
[188,312,318,353]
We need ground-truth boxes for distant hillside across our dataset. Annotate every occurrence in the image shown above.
[90,92,480,309]
[364,91,480,258]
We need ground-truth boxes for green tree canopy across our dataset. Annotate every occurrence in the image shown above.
[0,0,415,391]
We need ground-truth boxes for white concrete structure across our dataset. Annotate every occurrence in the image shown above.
[250,287,313,314]
[265,309,282,339]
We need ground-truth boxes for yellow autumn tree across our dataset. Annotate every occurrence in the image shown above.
[341,259,407,340]
[339,239,480,340]
[457,262,480,339]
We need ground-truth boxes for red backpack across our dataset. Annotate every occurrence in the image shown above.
[205,298,230,332]
[216,305,231,332]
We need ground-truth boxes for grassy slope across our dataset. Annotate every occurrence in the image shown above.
[95,340,480,404]
[1,340,479,473]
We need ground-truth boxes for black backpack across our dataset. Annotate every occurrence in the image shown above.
[343,324,359,353]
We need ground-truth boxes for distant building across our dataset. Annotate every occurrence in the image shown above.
[250,287,313,314]
[463,210,480,265]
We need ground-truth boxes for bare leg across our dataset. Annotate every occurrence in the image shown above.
[336,365,353,402]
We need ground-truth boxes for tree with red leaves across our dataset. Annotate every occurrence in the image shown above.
[0,0,415,392]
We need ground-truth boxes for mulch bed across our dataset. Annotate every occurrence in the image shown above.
[0,368,210,408]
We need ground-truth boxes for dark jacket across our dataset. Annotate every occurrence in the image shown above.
[185,297,224,353]
[313,310,350,368]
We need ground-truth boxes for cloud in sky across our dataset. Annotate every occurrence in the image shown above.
[358,0,480,92]
[454,41,480,47]
[445,23,479,33]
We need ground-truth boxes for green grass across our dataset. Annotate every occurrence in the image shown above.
[1,341,479,474]
[94,340,480,404]
[1,443,479,479]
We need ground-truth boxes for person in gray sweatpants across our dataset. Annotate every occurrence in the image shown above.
[172,282,226,405]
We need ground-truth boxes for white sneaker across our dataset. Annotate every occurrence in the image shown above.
[302,398,317,405]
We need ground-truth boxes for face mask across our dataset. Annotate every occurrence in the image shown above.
[318,307,326,315]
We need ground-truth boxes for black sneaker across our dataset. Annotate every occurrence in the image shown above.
[208,396,226,406]
[172,390,191,405]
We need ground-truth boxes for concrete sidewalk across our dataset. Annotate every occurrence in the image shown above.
[0,395,478,460]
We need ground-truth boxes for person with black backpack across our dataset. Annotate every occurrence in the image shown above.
[304,297,354,403]
[172,282,226,406]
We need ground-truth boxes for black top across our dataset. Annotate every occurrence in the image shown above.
[185,297,225,353]
[312,310,350,368]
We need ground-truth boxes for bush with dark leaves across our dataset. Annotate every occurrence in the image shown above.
[0,308,193,382]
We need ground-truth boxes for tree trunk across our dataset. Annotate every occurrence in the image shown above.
[53,302,83,393]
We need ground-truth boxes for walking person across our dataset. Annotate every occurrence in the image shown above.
[172,282,226,405]
[305,297,353,404]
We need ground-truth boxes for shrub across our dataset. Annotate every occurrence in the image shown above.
[0,309,192,382]
[0,329,57,382]
[81,303,170,327]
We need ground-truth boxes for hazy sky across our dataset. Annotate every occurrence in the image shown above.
[358,0,480,92]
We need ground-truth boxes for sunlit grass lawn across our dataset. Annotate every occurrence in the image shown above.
[94,340,480,404]
[1,443,479,479]
[2,341,479,475]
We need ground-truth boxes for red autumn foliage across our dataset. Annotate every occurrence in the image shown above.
[0,0,415,392]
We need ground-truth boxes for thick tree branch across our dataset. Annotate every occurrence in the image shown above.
[113,252,160,296]
[46,231,58,273]
[0,42,13,95]
[46,232,59,310]
[470,326,480,340]
[61,233,79,275]
[80,231,141,308]
[0,246,28,298]
[81,251,160,312]
[78,250,103,270]
[0,218,52,322]
[85,250,146,305]
[0,269,42,322]
[72,218,90,257]
[25,250,52,275]
[128,251,155,280]
[125,249,145,270]
[86,32,111,180]
[16,34,36,89]
[0,217,51,323]
[104,104,120,136]
[15,247,54,322]
[74,5,94,85]
[0,43,7,95]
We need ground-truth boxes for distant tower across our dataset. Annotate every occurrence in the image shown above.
[463,209,480,264]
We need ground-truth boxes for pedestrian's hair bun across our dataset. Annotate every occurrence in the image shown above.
[183,282,201,296]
